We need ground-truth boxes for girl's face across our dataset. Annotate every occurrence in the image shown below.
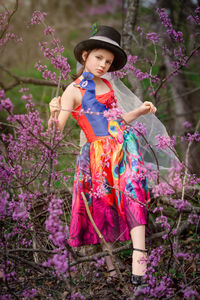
[82,49,114,77]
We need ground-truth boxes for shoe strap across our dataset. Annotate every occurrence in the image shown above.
[133,247,148,253]
[107,268,116,273]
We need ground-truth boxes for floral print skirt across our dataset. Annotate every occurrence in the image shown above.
[68,123,150,247]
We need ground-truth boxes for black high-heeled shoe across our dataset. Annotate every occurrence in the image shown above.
[130,274,144,286]
[131,247,147,286]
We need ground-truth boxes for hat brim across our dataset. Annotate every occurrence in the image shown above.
[74,39,127,72]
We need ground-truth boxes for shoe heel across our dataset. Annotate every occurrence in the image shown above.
[130,274,143,286]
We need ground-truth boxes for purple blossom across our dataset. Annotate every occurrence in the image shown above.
[156,215,170,230]
[186,132,200,142]
[150,74,160,84]
[30,10,47,25]
[0,96,13,112]
[187,7,200,25]
[188,213,200,225]
[12,201,29,222]
[19,87,30,93]
[169,162,183,189]
[45,197,68,247]
[29,11,70,82]
[170,198,191,211]
[70,292,85,300]
[0,32,22,47]
[127,55,138,64]
[183,121,192,128]
[133,121,147,136]
[156,8,184,43]
[44,26,55,36]
[155,134,172,150]
[103,107,122,121]
[112,57,149,80]
[174,47,184,57]
[182,286,200,299]
[146,32,161,43]
[0,191,9,219]
[22,289,37,299]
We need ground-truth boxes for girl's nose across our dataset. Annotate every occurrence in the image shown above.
[100,60,106,68]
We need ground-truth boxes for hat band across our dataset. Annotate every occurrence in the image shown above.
[89,36,120,47]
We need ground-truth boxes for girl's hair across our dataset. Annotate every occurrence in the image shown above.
[72,49,93,80]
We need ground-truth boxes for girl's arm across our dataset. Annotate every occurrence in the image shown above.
[122,101,157,123]
[48,84,76,132]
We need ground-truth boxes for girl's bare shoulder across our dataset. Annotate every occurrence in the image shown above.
[62,81,80,99]
[61,81,82,109]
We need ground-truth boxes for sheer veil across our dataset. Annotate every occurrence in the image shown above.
[77,63,179,178]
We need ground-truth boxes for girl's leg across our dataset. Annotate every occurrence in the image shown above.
[130,225,147,276]
[102,243,117,277]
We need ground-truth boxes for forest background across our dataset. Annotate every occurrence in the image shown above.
[0,0,200,299]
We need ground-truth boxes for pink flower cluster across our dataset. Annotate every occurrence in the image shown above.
[30,10,47,25]
[34,62,57,81]
[45,197,68,247]
[0,11,23,46]
[133,121,147,136]
[170,198,191,212]
[186,132,200,142]
[0,11,9,30]
[187,7,200,25]
[29,11,71,82]
[0,32,22,47]
[70,292,85,300]
[146,32,161,43]
[111,54,149,80]
[155,134,172,150]
[156,8,184,43]
[0,191,9,220]
[0,89,13,112]
[35,39,70,81]
[22,289,37,300]
[169,162,183,189]
[152,182,174,198]
[103,107,123,121]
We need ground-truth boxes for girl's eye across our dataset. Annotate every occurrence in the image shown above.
[96,56,101,59]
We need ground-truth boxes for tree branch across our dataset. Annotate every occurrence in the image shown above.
[154,45,200,100]
[0,65,68,91]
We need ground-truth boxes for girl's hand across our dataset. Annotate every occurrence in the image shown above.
[48,96,61,129]
[140,101,157,115]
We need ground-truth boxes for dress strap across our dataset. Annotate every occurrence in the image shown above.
[101,78,113,91]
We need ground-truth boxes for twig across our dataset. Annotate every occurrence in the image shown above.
[123,119,160,184]
[69,230,166,267]
[2,253,46,273]
[0,0,19,39]
[167,277,200,299]
[81,192,123,283]
[175,120,200,236]
[154,45,200,99]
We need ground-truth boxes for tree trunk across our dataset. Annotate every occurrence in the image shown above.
[122,0,143,99]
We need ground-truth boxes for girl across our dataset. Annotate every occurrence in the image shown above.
[48,25,156,286]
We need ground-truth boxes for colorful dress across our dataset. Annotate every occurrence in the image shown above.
[68,72,150,247]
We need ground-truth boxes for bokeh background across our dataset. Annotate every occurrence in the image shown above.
[1,0,200,174]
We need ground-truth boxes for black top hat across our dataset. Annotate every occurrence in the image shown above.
[74,25,127,72]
